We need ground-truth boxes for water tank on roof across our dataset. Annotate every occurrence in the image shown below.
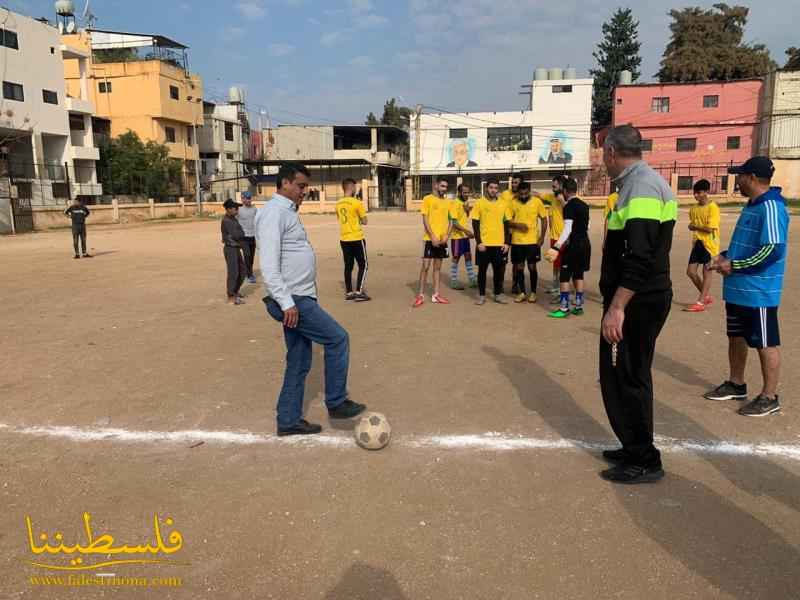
[534,67,548,81]
[548,67,563,81]
[618,70,632,85]
[564,67,577,80]
[229,87,244,105]
[55,0,75,15]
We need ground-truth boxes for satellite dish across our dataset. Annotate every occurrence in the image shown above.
[66,21,76,33]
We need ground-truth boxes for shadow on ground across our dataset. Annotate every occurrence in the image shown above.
[324,562,408,600]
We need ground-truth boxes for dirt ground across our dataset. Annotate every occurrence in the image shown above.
[1,209,799,599]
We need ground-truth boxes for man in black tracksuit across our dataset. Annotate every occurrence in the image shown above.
[599,125,676,484]
[221,199,246,305]
[64,199,92,259]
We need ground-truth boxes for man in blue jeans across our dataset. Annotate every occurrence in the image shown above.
[256,162,366,436]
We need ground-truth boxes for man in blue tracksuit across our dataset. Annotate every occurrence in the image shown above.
[706,157,790,417]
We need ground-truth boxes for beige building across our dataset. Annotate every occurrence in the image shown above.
[758,69,800,198]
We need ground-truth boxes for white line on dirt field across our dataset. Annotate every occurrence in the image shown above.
[1,423,800,461]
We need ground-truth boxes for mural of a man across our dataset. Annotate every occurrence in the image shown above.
[540,132,573,165]
[447,139,478,168]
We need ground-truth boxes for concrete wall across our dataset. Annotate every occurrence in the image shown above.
[0,198,12,234]
[264,126,334,160]
[31,198,194,230]
[772,159,800,199]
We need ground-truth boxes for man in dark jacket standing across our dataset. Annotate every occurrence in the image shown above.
[599,125,676,484]
[64,198,92,259]
[221,198,246,305]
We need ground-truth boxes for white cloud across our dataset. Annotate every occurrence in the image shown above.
[348,55,374,69]
[269,43,295,57]
[320,31,344,47]
[236,1,266,19]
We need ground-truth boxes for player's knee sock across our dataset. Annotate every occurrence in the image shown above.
[514,269,525,294]
[450,262,458,281]
[560,291,570,311]
[465,258,476,281]
[529,266,538,292]
[575,291,584,307]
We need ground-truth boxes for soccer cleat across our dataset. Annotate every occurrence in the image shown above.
[548,308,570,319]
[527,293,537,303]
[493,294,508,304]
[432,293,450,304]
[514,293,527,303]
[600,464,665,484]
[475,296,486,306]
[354,292,371,302]
[684,302,705,312]
[412,294,424,308]
[738,395,781,417]
[449,279,465,290]
[704,381,748,401]
[571,306,584,316]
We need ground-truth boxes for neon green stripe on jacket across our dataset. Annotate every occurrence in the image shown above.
[607,197,677,231]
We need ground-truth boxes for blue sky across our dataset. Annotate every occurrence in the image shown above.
[10,0,796,125]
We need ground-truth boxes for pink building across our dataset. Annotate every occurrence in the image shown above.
[613,78,763,193]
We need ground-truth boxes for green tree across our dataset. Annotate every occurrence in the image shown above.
[657,3,775,82]
[365,99,413,128]
[785,47,800,70]
[92,47,138,63]
[590,8,642,126]
[98,131,182,199]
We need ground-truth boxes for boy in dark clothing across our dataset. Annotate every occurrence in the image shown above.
[221,199,246,305]
[64,199,92,259]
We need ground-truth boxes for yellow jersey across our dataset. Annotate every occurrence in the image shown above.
[511,197,548,245]
[469,196,512,246]
[421,194,453,241]
[336,196,366,242]
[450,199,472,240]
[604,192,619,220]
[542,192,564,241]
[689,202,721,256]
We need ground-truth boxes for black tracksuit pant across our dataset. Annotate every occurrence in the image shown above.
[340,240,367,293]
[72,225,87,255]
[477,246,506,296]
[599,290,672,468]
[224,246,245,297]
[242,237,256,278]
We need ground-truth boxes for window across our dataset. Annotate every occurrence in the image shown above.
[2,81,24,102]
[677,176,694,192]
[226,152,235,160]
[1,29,18,50]
[169,85,179,100]
[616,98,623,104]
[552,85,573,93]
[165,127,176,143]
[703,95,719,108]
[727,136,741,150]
[676,138,697,152]
[224,122,235,142]
[69,114,85,131]
[42,89,58,105]
[449,128,468,139]
[52,182,71,199]
[50,47,55,54]
[641,139,653,152]
[487,126,532,152]
[651,97,670,113]
[99,81,112,93]
[186,126,193,146]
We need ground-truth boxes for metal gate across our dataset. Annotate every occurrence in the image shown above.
[11,196,33,233]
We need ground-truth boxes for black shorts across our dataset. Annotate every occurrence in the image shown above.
[560,239,591,282]
[726,303,780,348]
[688,240,712,265]
[423,240,449,260]
[511,244,541,265]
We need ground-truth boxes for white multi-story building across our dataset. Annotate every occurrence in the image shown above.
[758,68,800,199]
[198,99,245,202]
[0,8,101,213]
[410,68,593,196]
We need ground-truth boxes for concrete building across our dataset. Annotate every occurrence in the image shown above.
[0,11,102,203]
[758,69,800,198]
[250,124,408,210]
[198,94,248,202]
[62,28,204,195]
[613,78,763,194]
[409,69,593,201]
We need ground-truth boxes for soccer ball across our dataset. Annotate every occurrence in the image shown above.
[354,412,391,450]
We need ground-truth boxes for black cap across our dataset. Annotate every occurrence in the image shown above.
[223,199,241,209]
[728,156,774,179]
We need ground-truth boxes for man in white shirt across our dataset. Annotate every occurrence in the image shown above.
[256,162,366,436]
[237,191,258,283]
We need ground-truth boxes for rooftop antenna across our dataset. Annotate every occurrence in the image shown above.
[80,0,97,29]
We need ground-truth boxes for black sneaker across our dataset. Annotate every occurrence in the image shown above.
[738,395,781,417]
[345,292,357,301]
[73,254,80,259]
[602,448,630,463]
[704,380,748,401]
[277,419,322,437]
[328,399,366,419]
[354,292,371,302]
[600,464,665,484]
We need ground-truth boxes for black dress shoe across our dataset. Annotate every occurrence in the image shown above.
[602,448,630,463]
[277,419,322,437]
[600,464,665,484]
[328,399,366,419]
